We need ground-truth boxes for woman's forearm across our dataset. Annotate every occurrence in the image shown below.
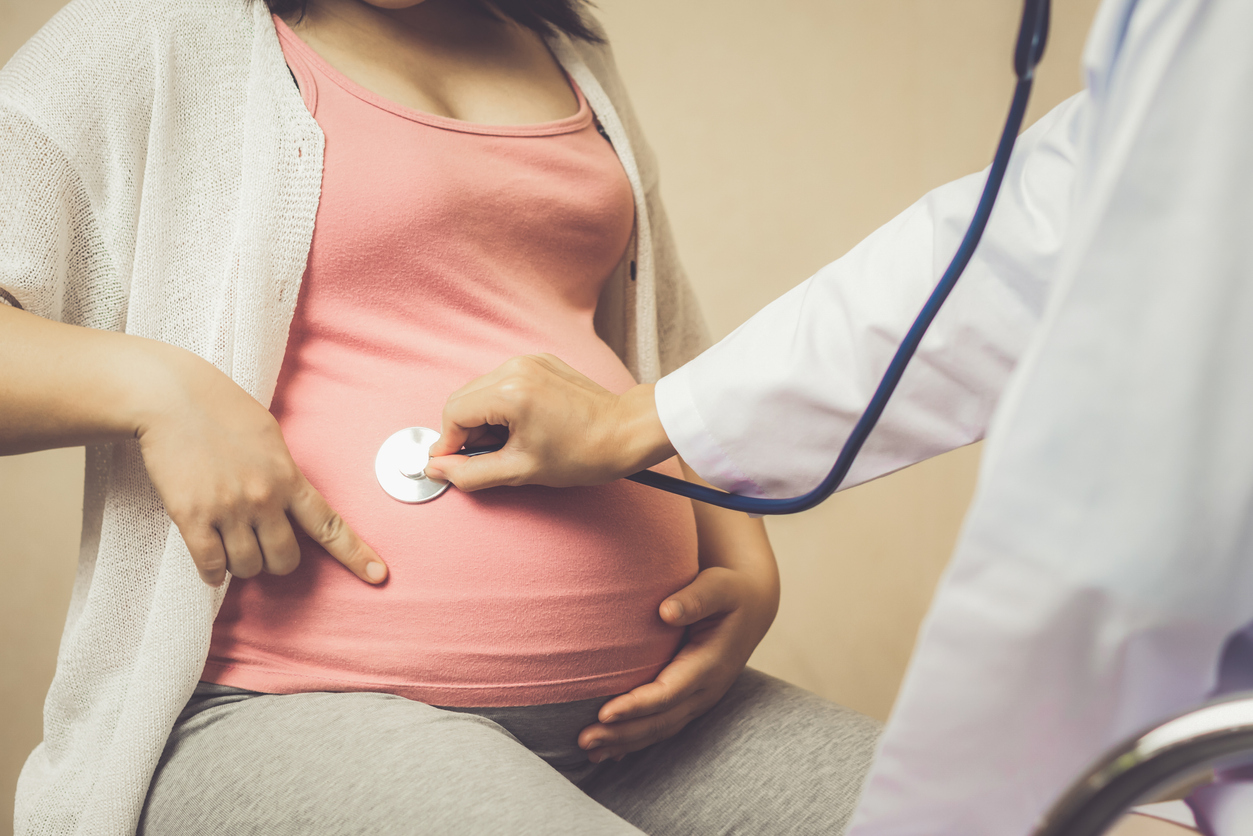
[576,462,780,760]
[680,460,780,606]
[0,304,179,455]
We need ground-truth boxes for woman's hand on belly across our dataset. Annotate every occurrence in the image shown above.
[577,463,780,763]
[136,345,389,588]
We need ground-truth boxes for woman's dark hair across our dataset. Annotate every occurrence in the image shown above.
[265,0,604,43]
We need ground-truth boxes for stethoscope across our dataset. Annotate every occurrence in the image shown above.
[376,0,1051,515]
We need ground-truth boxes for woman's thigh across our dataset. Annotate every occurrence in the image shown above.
[580,668,882,836]
[138,686,643,836]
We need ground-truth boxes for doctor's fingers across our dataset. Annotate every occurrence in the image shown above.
[429,391,517,465]
[429,360,532,458]
[430,354,605,459]
[429,383,551,488]
[287,479,388,585]
[441,354,595,406]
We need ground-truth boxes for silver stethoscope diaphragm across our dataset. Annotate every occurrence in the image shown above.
[375,426,451,504]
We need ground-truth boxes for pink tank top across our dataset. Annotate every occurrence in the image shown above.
[203,19,699,706]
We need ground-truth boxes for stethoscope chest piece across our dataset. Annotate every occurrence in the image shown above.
[375,426,451,504]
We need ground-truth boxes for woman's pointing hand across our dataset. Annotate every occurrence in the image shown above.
[0,306,387,590]
[137,346,388,588]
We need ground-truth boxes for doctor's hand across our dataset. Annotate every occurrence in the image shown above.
[425,354,675,490]
[577,464,780,763]
[136,345,388,588]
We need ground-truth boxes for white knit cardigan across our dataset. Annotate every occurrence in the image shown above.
[0,1,709,832]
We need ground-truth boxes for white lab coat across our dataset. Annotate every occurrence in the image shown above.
[654,0,1253,833]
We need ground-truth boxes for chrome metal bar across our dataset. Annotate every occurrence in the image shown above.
[1034,692,1253,836]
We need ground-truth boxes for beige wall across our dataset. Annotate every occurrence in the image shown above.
[0,0,1098,832]
[597,0,1099,718]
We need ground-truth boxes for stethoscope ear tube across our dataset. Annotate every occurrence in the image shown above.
[624,0,1049,515]
[1015,0,1051,81]
[382,0,1051,515]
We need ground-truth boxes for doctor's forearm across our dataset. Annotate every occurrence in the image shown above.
[611,383,676,475]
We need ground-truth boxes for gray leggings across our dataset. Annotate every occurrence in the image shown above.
[138,669,880,835]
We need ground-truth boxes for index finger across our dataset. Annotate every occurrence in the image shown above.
[429,392,496,457]
[428,363,525,457]
[288,478,388,584]
[431,354,574,457]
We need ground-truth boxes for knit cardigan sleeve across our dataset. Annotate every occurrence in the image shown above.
[0,0,159,333]
[0,105,123,328]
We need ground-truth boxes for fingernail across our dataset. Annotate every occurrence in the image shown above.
[588,750,607,763]
[664,601,684,620]
[601,714,618,724]
[582,737,603,750]
[366,562,387,582]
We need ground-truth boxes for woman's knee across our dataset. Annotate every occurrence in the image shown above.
[140,690,641,836]
[583,669,881,835]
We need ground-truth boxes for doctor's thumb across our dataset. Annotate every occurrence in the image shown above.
[425,453,519,492]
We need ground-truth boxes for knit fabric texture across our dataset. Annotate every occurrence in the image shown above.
[0,1,709,833]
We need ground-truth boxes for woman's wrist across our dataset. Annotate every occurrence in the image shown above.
[112,337,194,442]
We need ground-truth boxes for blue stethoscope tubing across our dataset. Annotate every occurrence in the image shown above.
[620,0,1052,515]
[448,1,1050,513]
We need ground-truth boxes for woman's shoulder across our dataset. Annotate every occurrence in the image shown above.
[4,0,255,70]
[1,0,257,135]
[551,17,659,194]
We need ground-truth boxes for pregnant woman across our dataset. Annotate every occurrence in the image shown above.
[0,0,879,833]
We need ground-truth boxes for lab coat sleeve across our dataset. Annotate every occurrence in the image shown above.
[654,92,1086,498]
[1191,766,1253,835]
[846,0,1253,832]
[1187,626,1253,835]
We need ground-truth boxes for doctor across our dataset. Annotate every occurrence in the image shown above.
[426,0,1253,833]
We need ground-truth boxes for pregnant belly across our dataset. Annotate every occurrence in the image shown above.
[206,339,700,707]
